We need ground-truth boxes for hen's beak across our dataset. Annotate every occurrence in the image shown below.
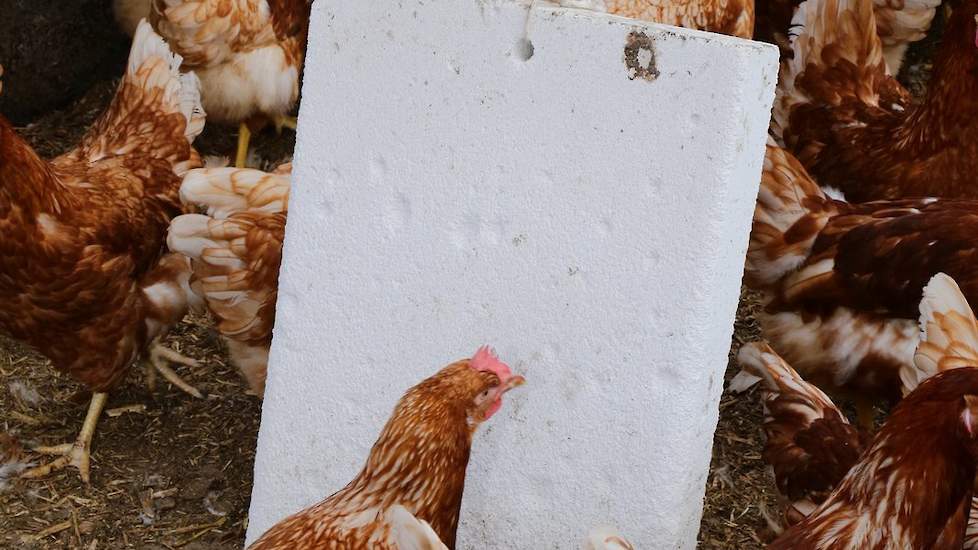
[502,375,526,392]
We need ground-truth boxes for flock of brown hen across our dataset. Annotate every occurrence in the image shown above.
[2,0,978,547]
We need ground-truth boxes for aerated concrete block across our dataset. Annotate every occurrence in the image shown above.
[247,1,778,547]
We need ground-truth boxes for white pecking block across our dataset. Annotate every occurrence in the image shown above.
[246,1,778,548]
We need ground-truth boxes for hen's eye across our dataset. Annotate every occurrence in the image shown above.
[481,390,490,398]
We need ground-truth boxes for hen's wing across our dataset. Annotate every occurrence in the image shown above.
[738,342,864,523]
[779,200,978,319]
[167,165,289,396]
[60,20,205,189]
[150,0,275,68]
[771,0,909,163]
[744,143,838,290]
[606,0,754,38]
[57,18,204,278]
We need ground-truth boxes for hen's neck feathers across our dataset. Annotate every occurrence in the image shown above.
[899,5,978,153]
[329,368,476,548]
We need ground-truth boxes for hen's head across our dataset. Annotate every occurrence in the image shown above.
[428,346,525,428]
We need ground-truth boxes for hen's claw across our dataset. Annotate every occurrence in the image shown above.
[21,392,107,484]
[146,342,203,398]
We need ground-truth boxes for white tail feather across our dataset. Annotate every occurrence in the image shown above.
[129,19,205,142]
[903,273,978,394]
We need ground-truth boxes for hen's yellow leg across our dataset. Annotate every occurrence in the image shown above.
[236,123,252,168]
[22,392,108,484]
[145,340,203,398]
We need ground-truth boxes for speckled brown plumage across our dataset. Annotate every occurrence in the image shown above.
[747,145,978,413]
[267,0,310,68]
[0,23,203,393]
[773,0,978,202]
[150,0,311,127]
[770,368,978,549]
[743,277,978,547]
[755,0,938,71]
[248,353,524,550]
[607,0,755,38]
[167,163,290,396]
[738,343,866,525]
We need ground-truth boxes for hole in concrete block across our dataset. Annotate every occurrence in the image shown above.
[624,31,659,81]
[515,38,535,61]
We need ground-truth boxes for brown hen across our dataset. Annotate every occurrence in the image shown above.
[743,275,978,547]
[248,347,525,550]
[772,0,978,202]
[167,162,290,397]
[768,278,978,548]
[902,273,978,548]
[742,144,978,429]
[761,371,978,548]
[0,21,205,482]
[148,0,311,167]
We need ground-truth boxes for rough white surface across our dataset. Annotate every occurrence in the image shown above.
[247,1,778,548]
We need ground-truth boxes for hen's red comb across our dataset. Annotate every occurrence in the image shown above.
[470,346,512,380]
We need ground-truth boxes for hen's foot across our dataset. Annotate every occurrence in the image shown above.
[145,342,203,398]
[22,392,107,484]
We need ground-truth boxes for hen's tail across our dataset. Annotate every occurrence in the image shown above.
[771,0,887,146]
[901,273,978,394]
[744,144,836,289]
[584,527,634,550]
[77,19,204,175]
[167,165,291,397]
[737,342,863,524]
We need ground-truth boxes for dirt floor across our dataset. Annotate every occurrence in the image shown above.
[0,10,944,550]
